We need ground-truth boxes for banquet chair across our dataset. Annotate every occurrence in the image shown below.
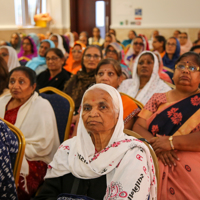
[120,92,144,109]
[164,81,176,89]
[39,87,75,142]
[124,129,160,187]
[0,118,26,186]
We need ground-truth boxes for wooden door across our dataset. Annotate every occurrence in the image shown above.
[70,0,111,38]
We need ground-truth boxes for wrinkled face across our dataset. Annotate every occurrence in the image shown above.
[178,33,188,46]
[79,35,87,46]
[93,28,100,37]
[22,38,32,52]
[83,47,101,73]
[82,88,118,133]
[0,48,9,64]
[137,54,154,78]
[106,46,118,60]
[173,31,180,38]
[104,36,112,48]
[95,64,122,89]
[166,38,177,55]
[72,45,82,61]
[50,36,58,48]
[133,38,144,55]
[9,71,36,100]
[152,38,163,50]
[128,31,136,40]
[39,42,50,57]
[11,34,19,46]
[173,56,200,91]
[46,51,64,71]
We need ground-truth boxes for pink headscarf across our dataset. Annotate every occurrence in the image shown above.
[154,51,172,83]
[18,36,38,59]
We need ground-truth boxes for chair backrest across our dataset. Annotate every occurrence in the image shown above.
[39,87,75,142]
[0,118,26,186]
[164,81,176,89]
[123,129,159,187]
[120,92,144,109]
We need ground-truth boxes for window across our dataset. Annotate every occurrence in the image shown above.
[95,1,105,39]
[14,0,46,26]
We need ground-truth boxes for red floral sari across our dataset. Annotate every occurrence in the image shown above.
[139,92,200,200]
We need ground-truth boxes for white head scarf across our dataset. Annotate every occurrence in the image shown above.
[118,51,171,105]
[49,34,66,55]
[45,83,157,199]
[0,46,20,71]
[65,32,74,48]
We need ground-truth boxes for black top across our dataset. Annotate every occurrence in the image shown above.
[34,173,107,200]
[37,68,71,91]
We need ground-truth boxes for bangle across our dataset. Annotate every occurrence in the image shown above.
[169,136,174,150]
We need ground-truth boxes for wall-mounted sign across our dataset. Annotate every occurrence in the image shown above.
[135,8,142,16]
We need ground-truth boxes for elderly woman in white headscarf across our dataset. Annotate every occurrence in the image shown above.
[0,46,20,71]
[35,83,157,200]
[118,51,171,105]
[49,34,66,55]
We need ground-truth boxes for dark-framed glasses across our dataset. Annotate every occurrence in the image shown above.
[46,57,59,62]
[84,54,101,60]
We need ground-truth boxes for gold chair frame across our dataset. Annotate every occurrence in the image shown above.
[124,129,160,187]
[120,92,144,109]
[0,118,26,186]
[39,87,75,141]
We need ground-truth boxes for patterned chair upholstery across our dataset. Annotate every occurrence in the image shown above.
[0,118,26,186]
[39,87,75,142]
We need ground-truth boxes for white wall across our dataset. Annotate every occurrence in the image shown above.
[46,0,70,30]
[0,0,17,29]
[111,0,200,29]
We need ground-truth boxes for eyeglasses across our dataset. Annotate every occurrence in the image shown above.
[166,43,176,47]
[23,43,31,46]
[107,49,117,54]
[179,36,187,39]
[46,57,60,62]
[175,64,200,72]
[84,54,101,60]
[133,42,143,46]
[0,53,8,57]
[72,50,82,53]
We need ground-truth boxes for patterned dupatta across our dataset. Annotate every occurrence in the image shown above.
[148,93,200,136]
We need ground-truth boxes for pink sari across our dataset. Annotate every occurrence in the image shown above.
[139,92,200,200]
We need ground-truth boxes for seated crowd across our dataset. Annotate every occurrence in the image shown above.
[0,28,200,200]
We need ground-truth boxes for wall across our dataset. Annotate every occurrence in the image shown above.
[0,0,200,42]
[111,0,200,41]
[0,0,70,41]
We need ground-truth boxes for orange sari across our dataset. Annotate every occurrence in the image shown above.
[139,92,200,200]
[121,94,140,124]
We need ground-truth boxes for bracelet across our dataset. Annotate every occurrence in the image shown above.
[169,136,174,150]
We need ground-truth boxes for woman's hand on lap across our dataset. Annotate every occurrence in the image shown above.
[157,150,179,167]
